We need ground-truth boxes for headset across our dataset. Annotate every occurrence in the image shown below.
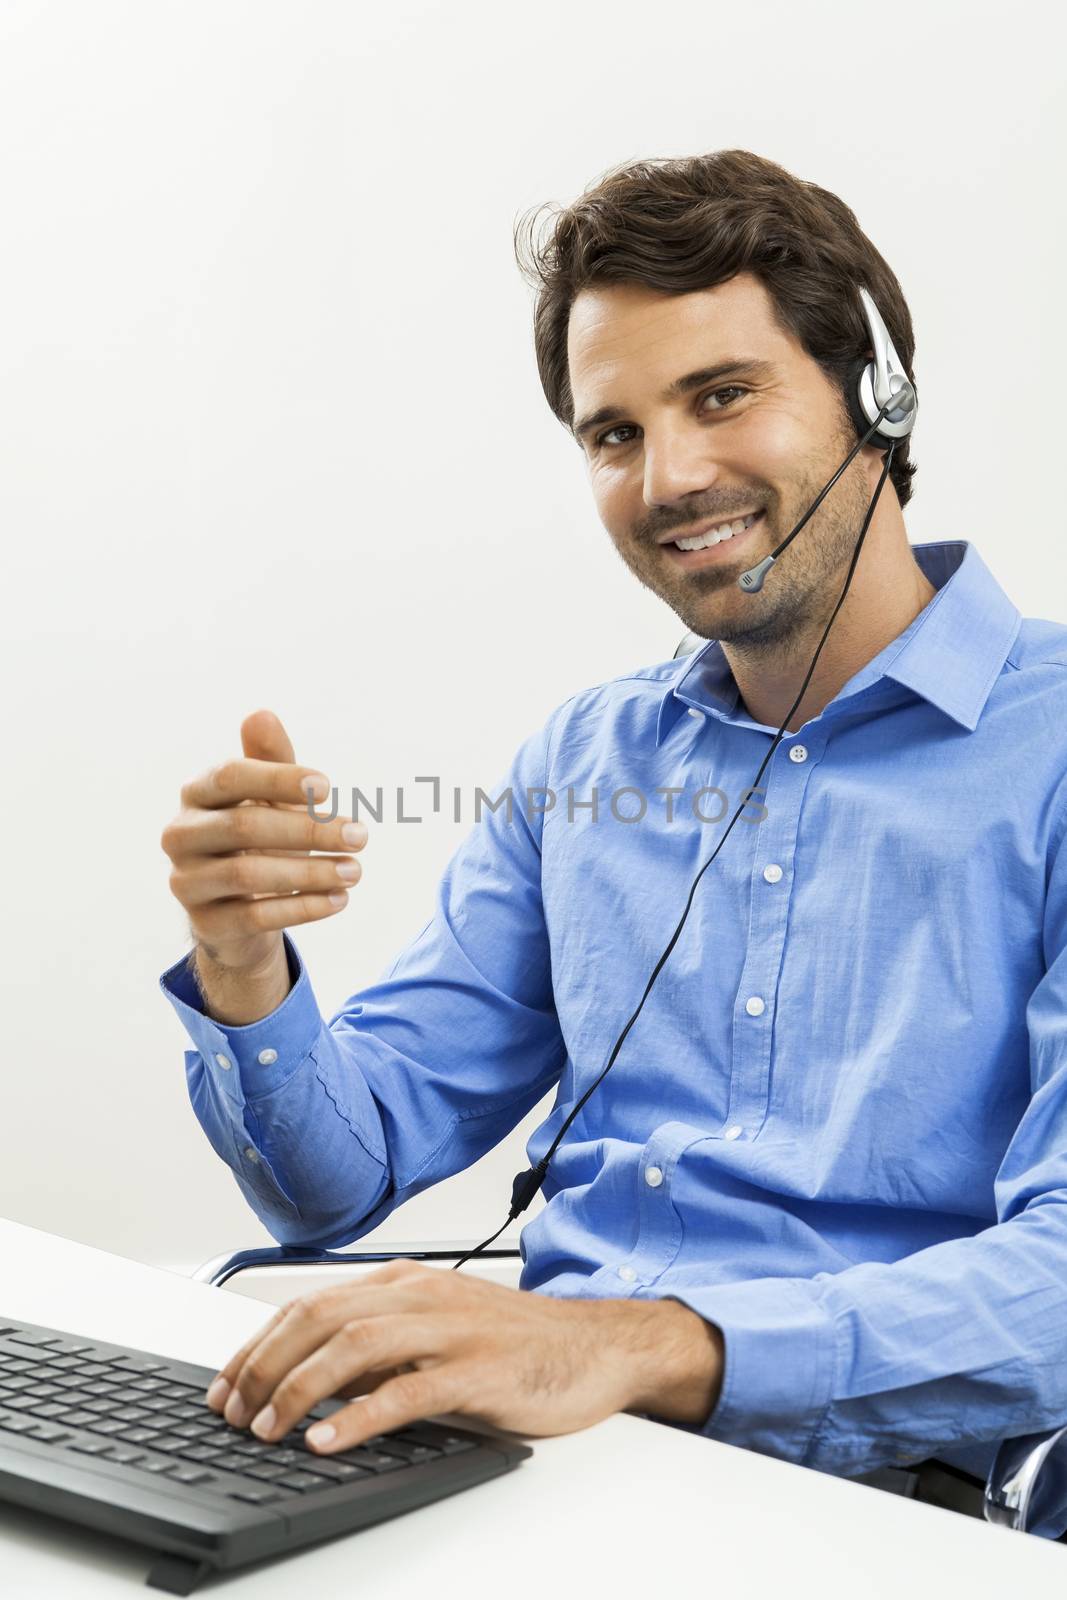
[451,285,918,1272]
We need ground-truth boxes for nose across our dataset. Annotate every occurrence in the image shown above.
[642,424,725,510]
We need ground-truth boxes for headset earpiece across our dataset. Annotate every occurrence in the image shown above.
[845,287,918,453]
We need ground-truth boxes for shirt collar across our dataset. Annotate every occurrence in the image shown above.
[656,540,1022,745]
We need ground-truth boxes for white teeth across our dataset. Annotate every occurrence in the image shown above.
[674,512,758,552]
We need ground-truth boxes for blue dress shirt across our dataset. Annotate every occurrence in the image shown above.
[162,539,1067,1492]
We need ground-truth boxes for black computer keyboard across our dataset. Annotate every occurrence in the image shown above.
[0,1316,532,1594]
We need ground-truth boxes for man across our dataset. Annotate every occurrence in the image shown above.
[160,149,1067,1520]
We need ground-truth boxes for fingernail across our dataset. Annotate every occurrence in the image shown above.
[304,774,330,801]
[335,860,360,881]
[306,1422,336,1449]
[224,1390,247,1427]
[206,1377,230,1409]
[251,1404,276,1438]
[328,890,348,907]
[341,823,367,846]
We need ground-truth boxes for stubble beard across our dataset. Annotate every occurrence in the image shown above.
[620,434,873,654]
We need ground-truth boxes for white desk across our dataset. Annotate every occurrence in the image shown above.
[1,1217,1064,1599]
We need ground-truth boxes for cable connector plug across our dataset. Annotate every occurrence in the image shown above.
[509,1161,548,1219]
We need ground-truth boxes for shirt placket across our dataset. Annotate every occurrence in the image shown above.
[722,728,826,1141]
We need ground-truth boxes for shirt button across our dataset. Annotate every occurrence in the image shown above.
[617,1265,637,1282]
[257,1048,278,1066]
[214,1053,232,1071]
[788,743,808,763]
[745,995,766,1016]
[687,707,705,720]
[763,863,783,883]
[644,1166,664,1188]
[724,1124,744,1140]
[243,1147,259,1163]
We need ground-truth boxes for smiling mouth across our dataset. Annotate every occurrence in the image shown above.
[660,509,765,566]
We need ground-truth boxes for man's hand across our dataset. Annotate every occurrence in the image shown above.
[204,1260,724,1451]
[161,710,369,1020]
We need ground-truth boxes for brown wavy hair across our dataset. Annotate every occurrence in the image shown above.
[513,148,918,508]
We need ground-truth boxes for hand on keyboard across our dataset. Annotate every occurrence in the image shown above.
[205,1256,724,1452]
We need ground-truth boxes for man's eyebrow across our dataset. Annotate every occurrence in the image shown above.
[572,357,777,443]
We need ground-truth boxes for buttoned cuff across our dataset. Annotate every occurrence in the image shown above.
[159,934,324,1108]
[662,1277,836,1464]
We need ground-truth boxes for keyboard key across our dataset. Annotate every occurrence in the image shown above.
[245,1462,289,1481]
[88,1420,130,1437]
[9,1333,63,1348]
[166,1465,214,1485]
[107,1447,145,1466]
[111,1387,160,1406]
[276,1471,326,1493]
[114,1425,159,1443]
[213,1452,259,1475]
[293,1456,367,1482]
[25,1422,71,1443]
[338,1448,406,1473]
[373,1438,442,1464]
[150,1434,192,1454]
[258,1447,305,1469]
[106,1357,168,1374]
[0,1414,38,1434]
[228,1485,282,1504]
[68,1438,113,1456]
[66,1410,103,1429]
[32,1403,67,1419]
[139,1458,174,1474]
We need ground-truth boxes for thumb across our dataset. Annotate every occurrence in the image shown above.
[240,708,297,765]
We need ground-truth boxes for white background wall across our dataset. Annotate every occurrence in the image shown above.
[0,0,1063,1274]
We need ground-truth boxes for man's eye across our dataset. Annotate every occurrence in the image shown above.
[596,386,747,449]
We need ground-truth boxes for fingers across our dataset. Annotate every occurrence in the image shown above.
[204,1301,294,1412]
[164,804,367,861]
[240,709,296,765]
[244,1315,453,1446]
[172,851,362,908]
[192,889,351,938]
[206,1277,428,1427]
[304,1363,474,1454]
[182,759,331,811]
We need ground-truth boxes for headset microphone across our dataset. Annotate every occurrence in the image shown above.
[739,288,917,593]
[450,286,917,1273]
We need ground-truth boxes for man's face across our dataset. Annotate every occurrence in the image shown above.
[568,273,883,645]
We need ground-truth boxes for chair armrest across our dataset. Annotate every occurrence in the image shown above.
[194,1242,522,1294]
[984,1423,1067,1533]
